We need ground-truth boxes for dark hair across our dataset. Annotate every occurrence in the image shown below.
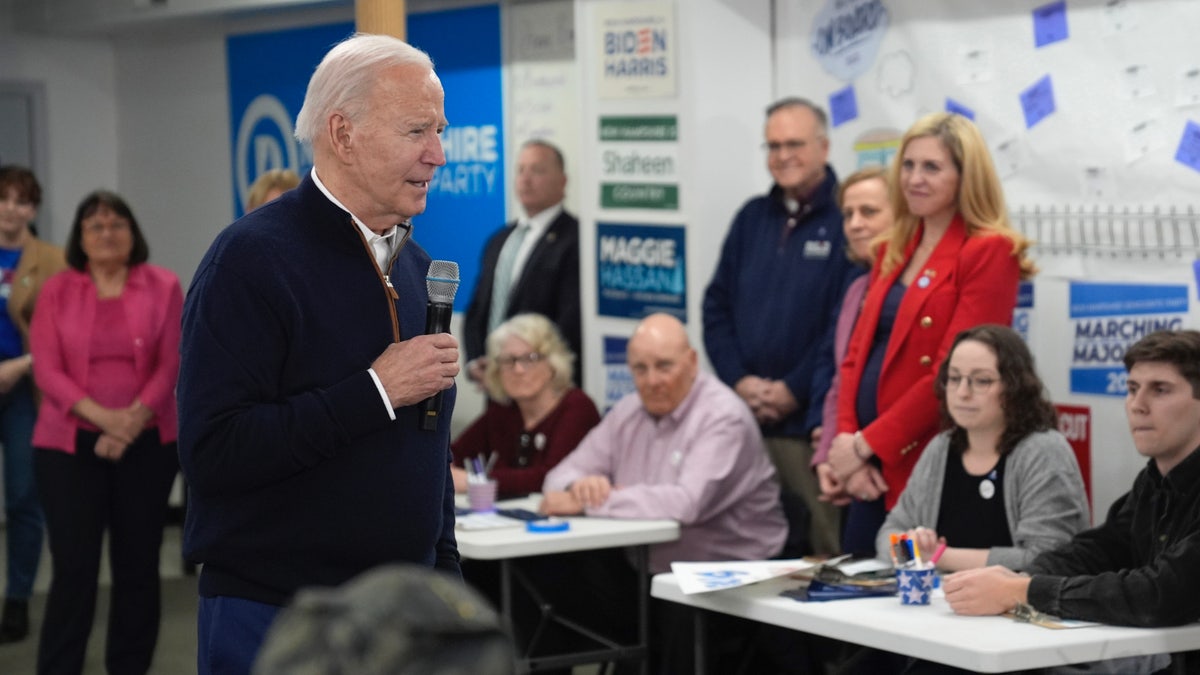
[934,325,1057,456]
[521,139,566,172]
[0,165,42,207]
[1124,330,1200,400]
[65,190,150,271]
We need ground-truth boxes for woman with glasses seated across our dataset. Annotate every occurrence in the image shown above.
[452,313,600,498]
[875,325,1090,573]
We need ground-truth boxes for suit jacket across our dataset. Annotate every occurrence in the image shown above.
[31,263,183,453]
[836,215,1020,509]
[463,209,582,380]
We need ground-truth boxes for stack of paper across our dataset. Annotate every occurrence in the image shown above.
[670,559,816,594]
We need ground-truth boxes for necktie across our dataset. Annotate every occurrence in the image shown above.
[488,221,531,334]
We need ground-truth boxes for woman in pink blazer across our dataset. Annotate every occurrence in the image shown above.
[30,191,182,675]
[827,113,1037,557]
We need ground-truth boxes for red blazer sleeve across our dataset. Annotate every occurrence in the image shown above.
[863,233,1020,465]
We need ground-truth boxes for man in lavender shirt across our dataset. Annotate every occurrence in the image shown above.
[532,313,786,671]
[542,312,787,566]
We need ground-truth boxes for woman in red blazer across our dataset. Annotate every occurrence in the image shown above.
[826,113,1036,557]
[30,191,183,675]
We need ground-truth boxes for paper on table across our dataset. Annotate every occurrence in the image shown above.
[672,559,816,594]
[455,512,527,531]
[836,558,892,576]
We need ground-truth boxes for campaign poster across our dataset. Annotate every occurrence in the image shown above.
[227,22,352,217]
[409,5,505,312]
[594,1,677,99]
[603,335,635,411]
[810,0,889,82]
[598,115,680,211]
[1068,282,1188,396]
[1013,281,1034,344]
[1055,403,1092,511]
[596,222,686,320]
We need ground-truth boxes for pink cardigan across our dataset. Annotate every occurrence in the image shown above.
[30,263,183,454]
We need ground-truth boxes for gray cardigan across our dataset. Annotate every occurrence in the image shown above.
[875,429,1090,571]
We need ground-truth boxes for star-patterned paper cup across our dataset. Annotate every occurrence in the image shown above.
[896,567,937,605]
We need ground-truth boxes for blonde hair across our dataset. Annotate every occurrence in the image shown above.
[246,169,301,211]
[880,113,1036,280]
[838,166,893,264]
[483,313,574,404]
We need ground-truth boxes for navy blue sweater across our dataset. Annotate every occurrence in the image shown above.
[702,168,859,437]
[178,175,459,605]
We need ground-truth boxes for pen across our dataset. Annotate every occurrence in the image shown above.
[485,451,498,476]
[896,534,911,566]
[929,541,948,567]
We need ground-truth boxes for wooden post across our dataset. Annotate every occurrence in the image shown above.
[355,0,407,40]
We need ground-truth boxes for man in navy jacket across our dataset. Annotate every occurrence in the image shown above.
[703,98,857,557]
[178,35,461,675]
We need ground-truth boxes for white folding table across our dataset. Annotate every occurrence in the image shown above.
[456,495,679,674]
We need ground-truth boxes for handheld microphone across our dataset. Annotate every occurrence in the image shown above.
[420,260,460,431]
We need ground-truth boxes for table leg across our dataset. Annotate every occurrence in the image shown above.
[693,608,707,675]
[635,545,650,675]
[500,559,525,674]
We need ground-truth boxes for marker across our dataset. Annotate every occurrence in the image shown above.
[888,533,900,566]
[930,541,948,567]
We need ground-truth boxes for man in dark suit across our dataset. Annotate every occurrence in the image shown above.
[463,140,582,386]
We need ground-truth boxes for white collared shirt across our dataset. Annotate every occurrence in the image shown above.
[311,168,405,273]
[310,167,398,421]
[509,203,563,285]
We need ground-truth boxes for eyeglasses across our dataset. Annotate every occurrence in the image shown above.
[946,374,998,393]
[496,352,545,370]
[762,139,808,155]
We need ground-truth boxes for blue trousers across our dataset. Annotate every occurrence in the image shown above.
[1,377,41,600]
[197,595,280,675]
[842,496,887,558]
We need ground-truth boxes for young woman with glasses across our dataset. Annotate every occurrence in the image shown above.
[874,325,1090,572]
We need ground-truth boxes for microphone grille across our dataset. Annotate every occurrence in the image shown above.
[426,260,460,304]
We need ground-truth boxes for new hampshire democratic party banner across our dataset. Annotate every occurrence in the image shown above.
[1069,281,1188,396]
[596,222,686,321]
[227,6,504,311]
